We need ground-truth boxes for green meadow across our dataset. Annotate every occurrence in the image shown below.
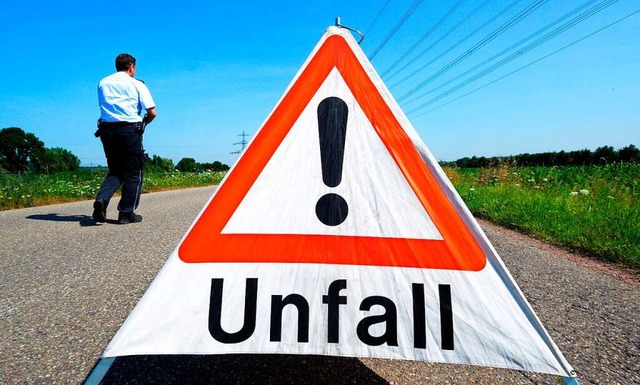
[0,170,225,210]
[444,163,639,269]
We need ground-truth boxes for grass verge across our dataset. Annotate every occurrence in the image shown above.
[0,170,225,210]
[445,163,639,269]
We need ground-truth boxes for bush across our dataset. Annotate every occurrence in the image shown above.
[41,147,80,174]
[0,127,45,173]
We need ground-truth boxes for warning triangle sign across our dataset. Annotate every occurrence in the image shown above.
[178,30,485,271]
[97,26,578,383]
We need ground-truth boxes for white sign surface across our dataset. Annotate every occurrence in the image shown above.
[102,27,576,380]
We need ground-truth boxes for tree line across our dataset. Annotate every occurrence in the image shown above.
[5,126,634,173]
[145,155,230,173]
[0,127,80,174]
[441,144,639,168]
[0,127,229,174]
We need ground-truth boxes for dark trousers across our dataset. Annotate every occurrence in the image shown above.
[95,123,144,218]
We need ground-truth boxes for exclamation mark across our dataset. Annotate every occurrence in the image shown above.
[316,97,349,226]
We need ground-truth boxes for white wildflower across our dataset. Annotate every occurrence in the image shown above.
[579,189,590,195]
[569,191,578,196]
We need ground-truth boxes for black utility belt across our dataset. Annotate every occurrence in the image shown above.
[95,121,144,137]
[99,121,142,128]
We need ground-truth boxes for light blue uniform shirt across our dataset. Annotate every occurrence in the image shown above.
[98,71,155,123]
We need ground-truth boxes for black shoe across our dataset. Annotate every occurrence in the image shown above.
[92,199,106,223]
[117,213,143,224]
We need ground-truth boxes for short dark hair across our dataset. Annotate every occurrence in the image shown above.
[115,54,136,71]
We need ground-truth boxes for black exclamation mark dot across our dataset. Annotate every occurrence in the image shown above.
[316,97,349,227]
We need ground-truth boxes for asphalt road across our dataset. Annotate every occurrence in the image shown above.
[1,186,638,384]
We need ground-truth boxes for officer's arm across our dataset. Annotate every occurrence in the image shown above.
[144,107,157,124]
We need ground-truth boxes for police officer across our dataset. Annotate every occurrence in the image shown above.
[92,53,157,224]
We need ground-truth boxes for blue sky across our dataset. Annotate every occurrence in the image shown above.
[1,0,638,167]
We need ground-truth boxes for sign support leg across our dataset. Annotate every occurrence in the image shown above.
[83,357,115,385]
[561,376,580,385]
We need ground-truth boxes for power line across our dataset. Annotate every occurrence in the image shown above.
[407,0,619,111]
[363,0,392,36]
[369,0,424,60]
[381,0,467,78]
[398,0,551,102]
[410,8,640,118]
[390,0,526,88]
[397,0,550,100]
[405,0,601,105]
[385,0,491,82]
